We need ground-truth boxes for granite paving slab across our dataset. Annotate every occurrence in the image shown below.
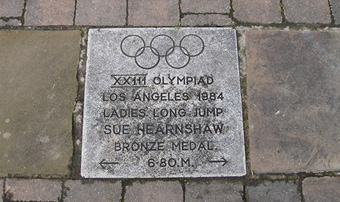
[82,28,245,178]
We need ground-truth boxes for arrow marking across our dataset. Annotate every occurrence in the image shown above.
[99,159,119,169]
[209,157,227,166]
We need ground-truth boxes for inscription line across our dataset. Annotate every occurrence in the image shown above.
[110,86,147,88]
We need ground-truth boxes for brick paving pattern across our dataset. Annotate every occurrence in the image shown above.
[125,181,183,202]
[246,30,340,173]
[233,0,282,23]
[284,0,331,23]
[246,181,300,202]
[1,1,340,201]
[186,179,243,202]
[5,179,61,201]
[64,180,121,202]
[303,177,340,201]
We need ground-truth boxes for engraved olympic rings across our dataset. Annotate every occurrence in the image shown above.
[120,34,205,69]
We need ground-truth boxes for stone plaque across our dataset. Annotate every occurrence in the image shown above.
[81,28,246,178]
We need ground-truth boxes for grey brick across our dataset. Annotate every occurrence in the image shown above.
[247,181,300,202]
[303,177,340,202]
[233,0,281,23]
[0,0,24,17]
[76,0,126,26]
[5,179,61,201]
[125,181,183,202]
[181,0,230,13]
[64,180,121,202]
[284,0,331,23]
[181,14,233,26]
[128,0,179,26]
[186,179,243,202]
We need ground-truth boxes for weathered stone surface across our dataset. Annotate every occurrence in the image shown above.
[303,177,340,202]
[181,0,230,13]
[186,179,243,202]
[76,0,126,26]
[25,0,74,25]
[128,0,179,26]
[125,181,182,202]
[0,0,24,17]
[0,19,21,26]
[284,0,331,23]
[0,179,3,202]
[5,179,61,201]
[182,14,233,26]
[82,28,245,178]
[233,0,281,23]
[0,30,80,176]
[246,30,340,173]
[330,0,340,24]
[64,180,121,202]
[247,181,300,202]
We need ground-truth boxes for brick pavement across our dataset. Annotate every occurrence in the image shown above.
[1,0,340,201]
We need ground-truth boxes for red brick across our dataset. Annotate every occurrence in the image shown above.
[233,0,281,23]
[303,177,340,202]
[0,0,24,17]
[247,181,300,201]
[5,179,61,201]
[284,0,331,23]
[181,14,233,26]
[64,180,121,202]
[125,181,182,202]
[25,0,74,26]
[246,30,340,173]
[186,179,243,202]
[181,0,230,13]
[76,0,126,26]
[128,0,179,26]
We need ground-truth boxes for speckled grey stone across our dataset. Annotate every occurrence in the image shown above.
[82,28,245,178]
